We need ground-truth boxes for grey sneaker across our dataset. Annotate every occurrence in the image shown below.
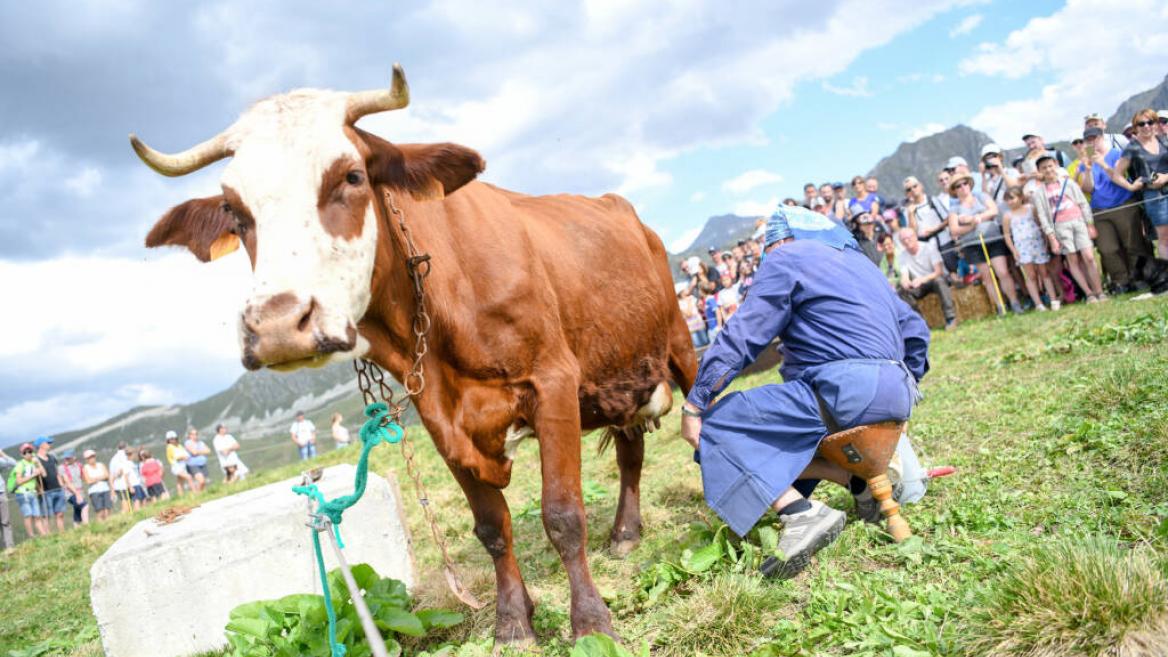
[759,500,846,579]
[853,490,880,524]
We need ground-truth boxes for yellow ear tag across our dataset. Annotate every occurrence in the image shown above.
[409,178,446,202]
[208,233,241,261]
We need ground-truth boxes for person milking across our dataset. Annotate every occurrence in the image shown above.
[680,205,931,578]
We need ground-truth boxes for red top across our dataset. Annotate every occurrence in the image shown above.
[140,458,164,487]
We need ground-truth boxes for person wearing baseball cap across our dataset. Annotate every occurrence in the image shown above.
[164,431,195,496]
[12,442,48,537]
[33,436,68,532]
[1078,126,1150,292]
[979,144,1019,207]
[943,155,968,173]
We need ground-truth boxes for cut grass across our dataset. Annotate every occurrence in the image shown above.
[2,297,1167,657]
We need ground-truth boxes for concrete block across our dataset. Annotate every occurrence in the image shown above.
[90,465,415,657]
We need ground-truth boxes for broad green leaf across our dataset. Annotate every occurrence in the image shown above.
[682,540,723,573]
[225,617,274,638]
[375,606,425,636]
[416,608,465,630]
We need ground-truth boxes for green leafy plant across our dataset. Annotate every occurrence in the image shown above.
[224,563,463,657]
[568,633,649,657]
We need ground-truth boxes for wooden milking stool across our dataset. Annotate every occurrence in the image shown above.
[817,421,912,542]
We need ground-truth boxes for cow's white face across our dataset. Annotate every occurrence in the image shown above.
[220,91,377,370]
[135,66,485,372]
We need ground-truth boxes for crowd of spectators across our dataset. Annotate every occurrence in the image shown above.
[0,426,253,546]
[678,108,1168,345]
[0,411,362,547]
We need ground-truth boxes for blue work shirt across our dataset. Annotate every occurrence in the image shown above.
[1089,149,1133,210]
[686,239,930,413]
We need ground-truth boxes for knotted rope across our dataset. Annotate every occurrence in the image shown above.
[291,402,403,657]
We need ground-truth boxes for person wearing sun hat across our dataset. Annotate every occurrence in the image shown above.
[680,204,930,579]
[81,448,112,521]
[947,170,1024,314]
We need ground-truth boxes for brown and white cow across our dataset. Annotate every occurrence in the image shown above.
[132,65,697,644]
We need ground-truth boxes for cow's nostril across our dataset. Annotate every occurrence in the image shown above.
[297,298,317,333]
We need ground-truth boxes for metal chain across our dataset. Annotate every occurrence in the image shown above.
[349,192,483,610]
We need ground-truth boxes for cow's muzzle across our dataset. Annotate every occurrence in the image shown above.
[240,293,357,370]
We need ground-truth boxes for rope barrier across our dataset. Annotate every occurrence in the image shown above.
[291,402,403,657]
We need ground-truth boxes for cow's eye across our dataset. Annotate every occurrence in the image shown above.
[345,171,364,186]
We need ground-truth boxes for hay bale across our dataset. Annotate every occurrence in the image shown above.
[917,283,997,328]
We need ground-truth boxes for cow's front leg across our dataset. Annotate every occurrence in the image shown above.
[449,465,535,645]
[533,374,615,639]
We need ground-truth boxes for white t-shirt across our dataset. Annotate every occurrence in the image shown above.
[332,424,351,446]
[214,433,240,463]
[900,242,943,281]
[716,284,741,314]
[108,451,131,491]
[290,419,316,446]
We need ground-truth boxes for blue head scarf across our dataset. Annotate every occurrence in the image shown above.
[765,205,859,252]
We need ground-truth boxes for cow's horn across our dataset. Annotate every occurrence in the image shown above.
[129,132,231,177]
[345,63,410,124]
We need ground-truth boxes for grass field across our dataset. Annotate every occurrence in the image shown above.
[2,295,1167,657]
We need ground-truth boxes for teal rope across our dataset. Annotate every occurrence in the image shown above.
[292,403,403,657]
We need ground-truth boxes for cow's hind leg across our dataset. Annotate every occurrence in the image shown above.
[610,427,644,557]
[449,466,536,645]
[534,372,615,639]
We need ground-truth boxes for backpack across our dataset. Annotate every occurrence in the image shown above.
[5,467,16,494]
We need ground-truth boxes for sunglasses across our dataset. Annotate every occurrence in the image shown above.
[954,180,972,188]
[1135,120,1156,128]
[904,183,919,192]
[1160,118,1168,125]
[21,450,34,454]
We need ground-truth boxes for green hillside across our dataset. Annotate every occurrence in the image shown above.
[2,295,1166,657]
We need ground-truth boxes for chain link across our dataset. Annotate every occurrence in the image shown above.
[350,192,483,610]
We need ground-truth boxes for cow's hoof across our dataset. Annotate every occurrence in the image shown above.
[492,636,537,656]
[609,537,640,558]
[571,600,616,640]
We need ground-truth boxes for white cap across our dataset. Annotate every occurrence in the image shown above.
[980,143,1002,158]
[1158,109,1168,120]
[945,156,968,170]
[165,430,177,439]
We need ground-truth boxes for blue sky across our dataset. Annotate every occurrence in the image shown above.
[2,0,1166,446]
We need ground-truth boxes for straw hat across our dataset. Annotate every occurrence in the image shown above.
[948,172,975,193]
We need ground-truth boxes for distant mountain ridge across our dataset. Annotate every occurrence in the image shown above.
[1108,74,1168,132]
[51,363,409,454]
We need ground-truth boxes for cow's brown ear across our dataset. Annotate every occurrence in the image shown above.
[144,195,239,262]
[358,128,485,200]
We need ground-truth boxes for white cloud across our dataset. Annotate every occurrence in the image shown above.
[64,166,102,197]
[0,384,178,442]
[896,72,946,84]
[822,76,873,98]
[689,191,705,203]
[961,1,1168,146]
[667,226,703,253]
[733,196,780,217]
[949,13,983,37]
[0,252,249,366]
[909,122,948,141]
[722,169,783,194]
